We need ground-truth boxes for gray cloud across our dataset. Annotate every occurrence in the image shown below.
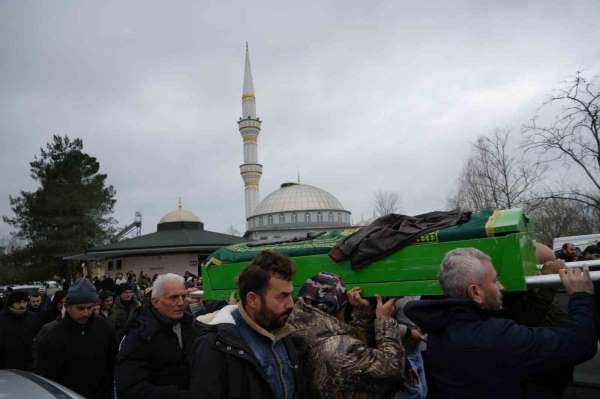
[1,0,600,237]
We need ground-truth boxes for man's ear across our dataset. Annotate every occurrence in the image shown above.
[246,291,261,310]
[466,284,484,305]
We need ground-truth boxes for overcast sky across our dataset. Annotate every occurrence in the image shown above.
[1,0,599,238]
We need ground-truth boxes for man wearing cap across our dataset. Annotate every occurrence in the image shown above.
[286,272,407,399]
[111,282,141,340]
[34,278,118,399]
[0,290,41,370]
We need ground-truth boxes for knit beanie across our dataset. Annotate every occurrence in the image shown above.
[299,272,348,315]
[66,278,98,305]
[6,290,29,308]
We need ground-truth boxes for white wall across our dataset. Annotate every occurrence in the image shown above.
[98,252,201,278]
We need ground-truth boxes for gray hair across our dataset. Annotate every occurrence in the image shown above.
[438,248,490,298]
[151,273,185,299]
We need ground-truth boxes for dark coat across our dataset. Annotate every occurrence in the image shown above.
[115,307,197,399]
[329,210,470,269]
[0,309,41,370]
[34,314,118,399]
[190,310,308,399]
[110,296,141,340]
[404,293,598,399]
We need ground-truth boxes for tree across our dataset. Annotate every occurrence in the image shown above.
[3,135,116,278]
[528,198,600,246]
[451,129,544,211]
[373,190,400,216]
[523,72,600,212]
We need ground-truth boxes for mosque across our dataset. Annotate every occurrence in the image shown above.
[238,44,352,240]
[79,45,352,277]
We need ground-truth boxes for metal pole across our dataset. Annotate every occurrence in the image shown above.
[537,259,600,270]
[526,270,600,287]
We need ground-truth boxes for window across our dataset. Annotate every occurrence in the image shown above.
[279,214,285,224]
[268,215,273,225]
[259,216,263,226]
[116,259,122,270]
[328,212,334,222]
[107,260,113,271]
[337,213,342,223]
[317,212,323,222]
[305,212,311,223]
[292,213,298,223]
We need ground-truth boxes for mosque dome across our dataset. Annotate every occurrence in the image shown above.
[157,200,204,231]
[159,209,202,224]
[253,183,348,216]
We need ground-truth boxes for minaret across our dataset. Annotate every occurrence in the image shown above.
[238,43,262,227]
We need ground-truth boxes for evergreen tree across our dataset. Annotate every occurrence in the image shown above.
[3,135,116,278]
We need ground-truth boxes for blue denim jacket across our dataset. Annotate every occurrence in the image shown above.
[232,308,295,399]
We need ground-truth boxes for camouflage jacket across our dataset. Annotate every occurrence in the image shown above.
[287,298,406,399]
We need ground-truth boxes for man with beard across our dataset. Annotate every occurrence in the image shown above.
[34,278,118,399]
[404,248,598,399]
[110,282,141,340]
[190,250,308,399]
[28,292,43,313]
[0,290,41,370]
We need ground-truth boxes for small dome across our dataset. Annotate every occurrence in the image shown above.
[253,183,348,216]
[158,199,202,224]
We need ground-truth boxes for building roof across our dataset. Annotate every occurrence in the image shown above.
[252,183,350,217]
[86,228,246,258]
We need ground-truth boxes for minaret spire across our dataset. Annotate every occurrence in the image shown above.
[238,43,263,228]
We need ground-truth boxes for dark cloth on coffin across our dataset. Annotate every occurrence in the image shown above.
[329,209,471,269]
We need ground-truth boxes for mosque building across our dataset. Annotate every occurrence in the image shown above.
[74,45,351,277]
[81,200,246,278]
[239,44,352,240]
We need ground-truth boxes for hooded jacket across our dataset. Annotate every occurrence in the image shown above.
[286,298,405,399]
[404,294,598,399]
[115,306,197,399]
[189,305,307,399]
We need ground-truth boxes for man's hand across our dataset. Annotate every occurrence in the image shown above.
[375,295,396,318]
[540,259,566,275]
[410,328,428,343]
[559,267,594,295]
[347,287,370,309]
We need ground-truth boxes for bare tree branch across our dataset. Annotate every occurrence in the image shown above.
[523,71,600,210]
[373,190,401,216]
[451,129,544,211]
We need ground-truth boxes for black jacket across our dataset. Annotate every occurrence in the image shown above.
[115,307,197,399]
[110,297,141,341]
[330,210,470,269]
[34,314,118,399]
[405,293,598,399]
[190,317,307,399]
[0,309,41,370]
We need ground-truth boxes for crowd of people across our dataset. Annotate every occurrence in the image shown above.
[0,242,598,399]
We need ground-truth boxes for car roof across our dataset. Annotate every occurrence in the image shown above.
[0,369,85,398]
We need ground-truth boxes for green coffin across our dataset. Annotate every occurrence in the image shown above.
[201,209,537,300]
